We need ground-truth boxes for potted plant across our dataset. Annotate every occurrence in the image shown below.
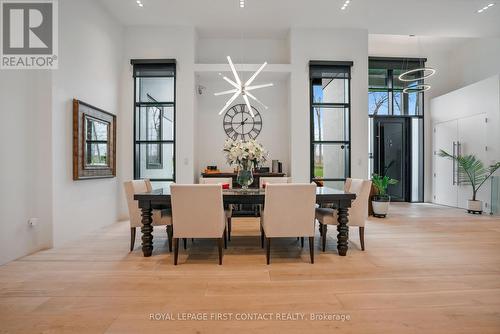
[371,173,398,218]
[438,150,500,214]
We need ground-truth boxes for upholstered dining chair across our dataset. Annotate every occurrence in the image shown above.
[315,179,372,252]
[259,177,290,188]
[260,183,317,264]
[199,177,234,240]
[170,184,227,265]
[123,179,173,252]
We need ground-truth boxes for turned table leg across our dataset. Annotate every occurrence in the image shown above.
[140,205,154,257]
[337,207,349,256]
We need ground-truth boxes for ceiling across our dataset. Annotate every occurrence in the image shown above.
[100,0,500,38]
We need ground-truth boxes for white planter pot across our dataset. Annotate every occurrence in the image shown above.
[467,200,482,214]
[372,200,390,218]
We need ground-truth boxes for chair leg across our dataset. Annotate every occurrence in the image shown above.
[227,218,232,241]
[359,226,365,251]
[260,224,264,248]
[223,228,227,249]
[130,227,136,252]
[173,238,179,265]
[309,236,315,264]
[266,238,271,265]
[322,223,327,252]
[166,225,173,252]
[217,238,223,265]
[183,238,187,250]
[300,237,304,248]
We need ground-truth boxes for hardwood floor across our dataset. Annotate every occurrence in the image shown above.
[1,203,500,333]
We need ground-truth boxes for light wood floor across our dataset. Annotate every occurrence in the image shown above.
[1,203,500,333]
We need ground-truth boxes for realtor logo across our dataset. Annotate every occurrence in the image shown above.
[1,0,58,69]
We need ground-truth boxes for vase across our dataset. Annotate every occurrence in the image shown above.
[372,195,390,218]
[237,165,254,190]
[467,200,482,214]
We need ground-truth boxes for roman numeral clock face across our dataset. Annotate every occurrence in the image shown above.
[223,104,262,141]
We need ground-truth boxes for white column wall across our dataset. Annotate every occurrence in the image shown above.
[51,0,123,247]
[117,26,196,218]
[290,28,369,182]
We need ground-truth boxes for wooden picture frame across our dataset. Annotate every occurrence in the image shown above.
[73,99,116,180]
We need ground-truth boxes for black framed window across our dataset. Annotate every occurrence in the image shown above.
[132,59,176,182]
[369,58,425,116]
[309,61,353,189]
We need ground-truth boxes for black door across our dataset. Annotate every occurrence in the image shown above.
[373,117,411,202]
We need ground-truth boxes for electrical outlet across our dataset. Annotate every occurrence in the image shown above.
[28,218,39,227]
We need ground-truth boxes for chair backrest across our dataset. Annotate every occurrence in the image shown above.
[263,183,317,237]
[259,177,290,188]
[170,184,225,238]
[123,179,153,228]
[346,179,372,227]
[199,177,233,189]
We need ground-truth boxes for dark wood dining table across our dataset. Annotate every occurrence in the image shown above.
[134,187,356,257]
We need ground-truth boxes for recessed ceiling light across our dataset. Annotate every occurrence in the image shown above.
[477,3,495,12]
[136,0,143,7]
[341,0,351,10]
[239,0,245,8]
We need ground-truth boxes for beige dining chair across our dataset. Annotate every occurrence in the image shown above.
[199,177,234,240]
[170,184,227,265]
[315,178,372,252]
[260,183,317,264]
[259,177,290,188]
[123,179,173,252]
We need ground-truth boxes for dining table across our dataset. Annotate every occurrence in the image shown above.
[134,187,356,257]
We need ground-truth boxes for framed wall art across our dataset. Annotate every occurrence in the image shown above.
[73,99,116,180]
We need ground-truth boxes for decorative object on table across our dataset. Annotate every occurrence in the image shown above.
[214,56,273,116]
[223,104,262,140]
[272,160,279,173]
[254,167,270,173]
[371,173,398,218]
[278,162,283,173]
[223,139,268,189]
[73,99,116,180]
[204,166,220,174]
[438,150,500,214]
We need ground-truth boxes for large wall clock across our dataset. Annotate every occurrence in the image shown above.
[223,104,262,141]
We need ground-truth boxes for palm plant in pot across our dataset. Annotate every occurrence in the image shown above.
[371,174,398,218]
[438,150,500,214]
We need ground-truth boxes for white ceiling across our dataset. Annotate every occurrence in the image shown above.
[100,0,500,38]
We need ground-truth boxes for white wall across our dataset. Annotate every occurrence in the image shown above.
[51,0,123,247]
[446,38,500,91]
[290,28,369,182]
[0,71,52,265]
[196,37,290,64]
[195,75,290,176]
[117,26,196,218]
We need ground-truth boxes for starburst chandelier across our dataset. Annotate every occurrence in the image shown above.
[215,56,273,117]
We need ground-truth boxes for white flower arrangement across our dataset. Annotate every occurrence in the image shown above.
[223,139,268,169]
